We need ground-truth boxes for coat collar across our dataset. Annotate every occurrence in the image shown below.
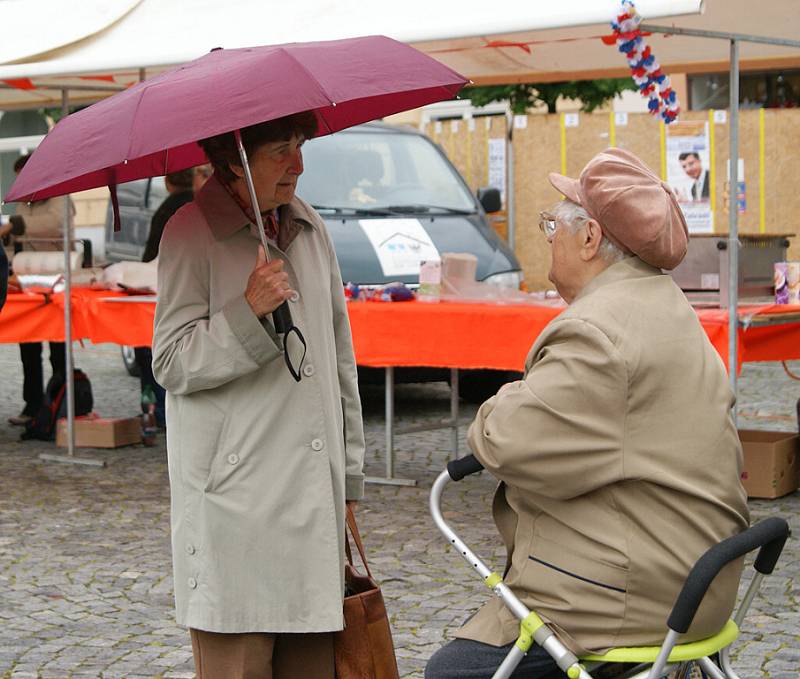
[573,256,663,303]
[195,174,318,246]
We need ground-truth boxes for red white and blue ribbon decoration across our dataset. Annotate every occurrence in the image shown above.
[610,1,680,123]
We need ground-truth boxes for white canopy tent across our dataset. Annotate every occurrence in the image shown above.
[0,0,707,108]
[2,0,799,462]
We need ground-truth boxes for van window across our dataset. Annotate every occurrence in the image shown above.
[298,130,475,212]
[116,179,149,207]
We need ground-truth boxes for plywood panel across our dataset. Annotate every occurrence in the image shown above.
[425,108,800,291]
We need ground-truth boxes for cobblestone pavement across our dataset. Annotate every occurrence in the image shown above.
[0,342,798,678]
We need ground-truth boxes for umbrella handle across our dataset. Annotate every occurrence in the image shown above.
[273,300,293,334]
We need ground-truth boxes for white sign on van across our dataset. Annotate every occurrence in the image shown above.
[359,219,441,277]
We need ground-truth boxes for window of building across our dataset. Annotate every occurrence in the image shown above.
[688,70,800,109]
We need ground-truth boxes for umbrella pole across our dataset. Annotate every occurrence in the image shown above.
[233,129,296,340]
[234,130,271,257]
[39,88,103,468]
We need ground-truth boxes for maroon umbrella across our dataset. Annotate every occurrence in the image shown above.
[5,35,467,203]
[4,34,467,384]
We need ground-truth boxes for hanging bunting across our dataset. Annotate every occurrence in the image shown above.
[610,1,680,124]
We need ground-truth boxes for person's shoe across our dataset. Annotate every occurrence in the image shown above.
[8,414,33,426]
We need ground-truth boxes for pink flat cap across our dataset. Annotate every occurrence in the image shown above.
[548,148,688,270]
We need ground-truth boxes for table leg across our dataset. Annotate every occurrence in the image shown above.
[366,366,416,486]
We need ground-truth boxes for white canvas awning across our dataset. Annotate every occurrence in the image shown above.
[2,0,800,110]
[0,0,713,109]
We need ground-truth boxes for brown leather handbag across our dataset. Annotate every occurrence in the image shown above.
[334,504,400,679]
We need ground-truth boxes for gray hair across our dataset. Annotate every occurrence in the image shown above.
[551,200,626,264]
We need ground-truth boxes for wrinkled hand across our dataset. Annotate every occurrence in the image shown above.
[244,246,295,318]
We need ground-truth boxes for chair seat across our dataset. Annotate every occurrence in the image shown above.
[581,620,739,664]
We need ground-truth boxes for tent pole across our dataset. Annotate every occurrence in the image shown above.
[505,108,515,251]
[39,88,104,467]
[727,39,740,421]
[62,88,76,458]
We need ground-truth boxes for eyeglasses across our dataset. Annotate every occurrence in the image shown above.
[539,212,558,239]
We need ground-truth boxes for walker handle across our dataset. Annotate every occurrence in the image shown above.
[447,454,484,481]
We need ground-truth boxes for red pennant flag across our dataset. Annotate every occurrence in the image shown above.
[79,75,116,83]
[483,40,532,54]
[3,78,35,91]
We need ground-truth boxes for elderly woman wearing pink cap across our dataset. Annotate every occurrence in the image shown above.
[426,149,749,679]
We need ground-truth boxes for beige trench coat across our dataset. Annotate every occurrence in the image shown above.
[459,257,749,655]
[152,176,365,633]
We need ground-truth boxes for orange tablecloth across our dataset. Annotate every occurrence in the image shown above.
[3,290,800,372]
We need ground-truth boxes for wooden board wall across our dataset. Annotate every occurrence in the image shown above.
[426,109,800,291]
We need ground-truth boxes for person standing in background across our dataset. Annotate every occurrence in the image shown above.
[0,237,7,312]
[134,169,198,427]
[2,155,74,426]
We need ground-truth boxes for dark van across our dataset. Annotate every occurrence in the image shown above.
[105,122,523,401]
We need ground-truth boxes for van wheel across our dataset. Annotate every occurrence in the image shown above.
[456,369,522,404]
[121,346,141,377]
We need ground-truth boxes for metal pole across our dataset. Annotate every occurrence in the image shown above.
[40,89,103,467]
[365,366,416,486]
[639,23,800,49]
[728,40,740,414]
[450,368,459,459]
[62,89,75,458]
[385,366,394,478]
[505,109,515,251]
[233,130,271,257]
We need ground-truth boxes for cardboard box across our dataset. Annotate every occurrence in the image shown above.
[738,429,799,499]
[56,416,142,449]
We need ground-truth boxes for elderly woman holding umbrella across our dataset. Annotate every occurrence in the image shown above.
[151,110,365,678]
[4,35,468,679]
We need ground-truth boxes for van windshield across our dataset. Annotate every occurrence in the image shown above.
[297,130,476,213]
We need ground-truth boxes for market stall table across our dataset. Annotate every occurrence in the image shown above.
[4,290,800,483]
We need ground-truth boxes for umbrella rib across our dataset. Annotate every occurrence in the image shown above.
[278,48,335,136]
[123,82,152,168]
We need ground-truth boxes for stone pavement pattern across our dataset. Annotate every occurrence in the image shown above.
[0,343,798,678]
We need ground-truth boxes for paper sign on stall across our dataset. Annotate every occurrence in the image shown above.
[359,219,440,276]
[666,120,713,233]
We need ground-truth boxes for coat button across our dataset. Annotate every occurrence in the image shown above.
[303,364,315,377]
[188,577,198,589]
[311,438,324,451]
[289,291,300,303]
[186,544,196,555]
[227,453,239,465]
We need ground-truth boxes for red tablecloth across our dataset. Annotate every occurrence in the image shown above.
[3,290,800,372]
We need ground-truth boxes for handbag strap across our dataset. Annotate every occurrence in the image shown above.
[345,503,372,579]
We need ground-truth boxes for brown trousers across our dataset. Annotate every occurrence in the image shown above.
[190,628,335,679]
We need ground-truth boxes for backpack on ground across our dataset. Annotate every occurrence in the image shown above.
[21,369,94,441]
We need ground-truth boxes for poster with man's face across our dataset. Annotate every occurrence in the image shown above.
[666,121,712,233]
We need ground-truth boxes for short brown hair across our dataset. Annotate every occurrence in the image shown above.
[166,169,194,190]
[13,154,31,173]
[198,111,318,183]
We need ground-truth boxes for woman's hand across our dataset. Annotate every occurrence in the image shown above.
[244,246,295,318]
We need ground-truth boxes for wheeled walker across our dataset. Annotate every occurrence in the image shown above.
[430,454,790,679]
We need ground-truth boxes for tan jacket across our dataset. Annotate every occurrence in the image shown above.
[459,257,749,655]
[152,176,365,633]
[14,197,74,251]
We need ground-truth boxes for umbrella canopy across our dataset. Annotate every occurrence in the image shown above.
[5,35,467,203]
